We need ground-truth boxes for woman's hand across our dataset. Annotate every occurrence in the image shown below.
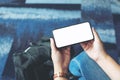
[80,28,120,80]
[80,28,107,62]
[50,38,71,73]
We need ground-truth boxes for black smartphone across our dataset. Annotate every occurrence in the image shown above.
[52,22,94,48]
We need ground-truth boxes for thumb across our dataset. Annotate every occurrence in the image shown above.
[50,38,57,51]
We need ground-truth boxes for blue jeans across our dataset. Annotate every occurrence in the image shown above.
[69,51,111,80]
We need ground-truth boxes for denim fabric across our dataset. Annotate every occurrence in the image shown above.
[69,51,111,80]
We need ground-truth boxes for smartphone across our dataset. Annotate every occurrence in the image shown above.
[52,22,94,48]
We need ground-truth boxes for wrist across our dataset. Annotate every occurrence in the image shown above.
[53,64,68,73]
[53,72,69,80]
[95,51,108,63]
[54,67,68,74]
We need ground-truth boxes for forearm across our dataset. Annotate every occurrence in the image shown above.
[96,52,120,80]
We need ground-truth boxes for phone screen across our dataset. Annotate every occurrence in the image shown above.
[52,22,94,48]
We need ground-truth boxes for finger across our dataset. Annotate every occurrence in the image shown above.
[66,46,71,52]
[63,47,71,56]
[60,46,71,52]
[80,39,94,51]
[80,41,89,48]
[50,38,57,51]
[92,27,101,41]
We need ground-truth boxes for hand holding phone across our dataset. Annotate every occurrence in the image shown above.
[52,22,94,48]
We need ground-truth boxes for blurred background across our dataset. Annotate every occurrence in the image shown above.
[0,0,120,80]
